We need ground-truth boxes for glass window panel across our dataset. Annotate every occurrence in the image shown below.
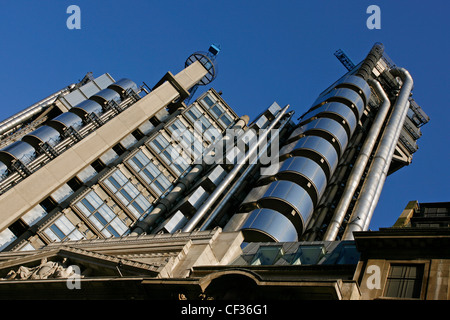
[106,225,120,238]
[0,229,17,251]
[109,218,127,236]
[54,216,75,235]
[97,205,115,222]
[89,215,105,231]
[202,96,215,107]
[44,228,59,242]
[85,191,103,209]
[251,246,284,266]
[119,188,133,203]
[385,264,424,299]
[22,205,47,226]
[51,184,74,203]
[50,224,65,240]
[80,199,96,214]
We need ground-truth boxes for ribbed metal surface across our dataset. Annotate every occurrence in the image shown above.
[241,208,298,242]
[48,112,84,133]
[290,135,339,179]
[238,74,370,242]
[335,75,372,106]
[277,156,327,205]
[296,117,349,156]
[70,99,104,118]
[108,78,138,98]
[89,88,121,106]
[311,87,365,121]
[301,102,357,138]
[257,180,314,236]
[0,141,36,165]
[22,125,62,148]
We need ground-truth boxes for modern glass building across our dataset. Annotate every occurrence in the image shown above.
[0,43,443,301]
[0,43,429,253]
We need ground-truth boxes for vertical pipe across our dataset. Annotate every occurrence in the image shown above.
[323,79,390,241]
[198,111,293,231]
[342,68,413,240]
[182,105,289,232]
[130,115,249,236]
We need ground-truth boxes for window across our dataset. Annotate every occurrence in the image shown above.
[149,133,191,176]
[184,105,222,143]
[251,246,284,265]
[323,242,360,265]
[200,95,234,128]
[21,204,47,227]
[0,228,17,252]
[75,190,128,238]
[289,245,326,265]
[384,264,424,299]
[167,118,205,161]
[44,215,85,242]
[127,150,173,196]
[103,169,153,219]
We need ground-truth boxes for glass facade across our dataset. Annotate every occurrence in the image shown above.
[75,189,129,238]
[1,88,238,251]
[200,95,234,129]
[126,149,173,197]
[102,168,153,219]
[149,131,191,177]
[384,264,424,299]
[44,215,85,242]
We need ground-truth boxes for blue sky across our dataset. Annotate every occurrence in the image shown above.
[0,1,448,231]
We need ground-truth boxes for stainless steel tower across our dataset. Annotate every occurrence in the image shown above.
[223,43,429,242]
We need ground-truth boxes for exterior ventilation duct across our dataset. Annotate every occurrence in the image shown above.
[108,78,138,99]
[238,75,370,242]
[47,112,84,134]
[324,79,390,241]
[342,68,414,239]
[22,125,62,149]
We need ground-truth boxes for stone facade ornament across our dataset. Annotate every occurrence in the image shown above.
[3,258,76,280]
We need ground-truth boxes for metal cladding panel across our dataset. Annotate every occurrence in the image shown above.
[108,78,138,98]
[22,125,62,148]
[48,112,84,133]
[302,102,357,137]
[312,87,365,120]
[336,75,371,105]
[259,180,314,234]
[163,211,188,233]
[90,88,121,105]
[70,99,104,117]
[278,156,327,201]
[297,117,349,155]
[292,135,339,176]
[0,161,7,178]
[0,141,36,165]
[241,208,298,242]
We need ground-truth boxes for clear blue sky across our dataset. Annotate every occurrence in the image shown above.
[0,1,448,231]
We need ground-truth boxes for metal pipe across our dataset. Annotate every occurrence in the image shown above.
[363,100,412,231]
[130,115,250,235]
[323,79,390,241]
[198,111,293,231]
[0,84,76,136]
[182,105,289,232]
[342,68,413,240]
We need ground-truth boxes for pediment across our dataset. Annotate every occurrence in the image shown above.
[0,246,159,280]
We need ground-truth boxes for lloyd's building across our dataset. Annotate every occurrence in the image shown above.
[0,43,440,300]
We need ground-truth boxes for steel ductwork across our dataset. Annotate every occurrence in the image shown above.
[238,75,371,242]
